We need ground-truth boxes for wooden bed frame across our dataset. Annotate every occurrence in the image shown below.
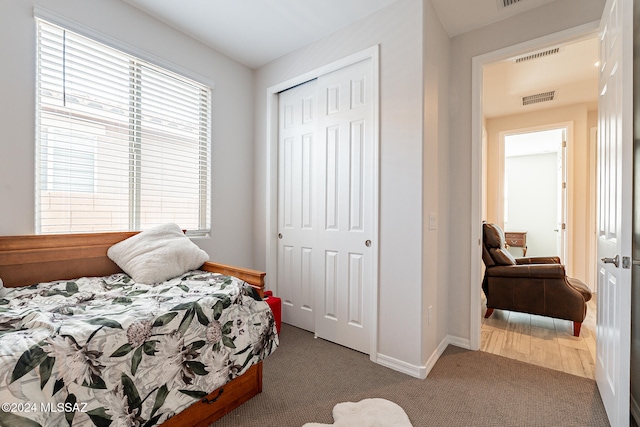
[0,231,267,427]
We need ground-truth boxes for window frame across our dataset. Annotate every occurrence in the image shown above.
[34,10,214,235]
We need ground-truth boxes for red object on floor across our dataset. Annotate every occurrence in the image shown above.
[263,290,282,334]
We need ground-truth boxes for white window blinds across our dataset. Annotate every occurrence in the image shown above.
[36,19,211,234]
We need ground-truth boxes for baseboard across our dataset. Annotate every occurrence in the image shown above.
[376,353,427,379]
[422,335,450,378]
[376,335,470,380]
[631,394,640,425]
[447,334,471,350]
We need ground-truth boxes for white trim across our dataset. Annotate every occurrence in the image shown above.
[470,21,600,351]
[265,45,380,360]
[33,6,216,89]
[376,353,427,379]
[378,335,470,380]
[446,335,471,350]
[470,53,483,351]
[588,126,598,294]
[266,47,379,95]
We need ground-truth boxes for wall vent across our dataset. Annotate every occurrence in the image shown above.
[522,91,556,106]
[502,0,523,6]
[514,48,561,63]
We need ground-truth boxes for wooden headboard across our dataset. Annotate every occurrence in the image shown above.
[0,232,265,294]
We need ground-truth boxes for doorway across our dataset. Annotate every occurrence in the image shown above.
[471,2,634,424]
[473,30,600,378]
[481,122,597,379]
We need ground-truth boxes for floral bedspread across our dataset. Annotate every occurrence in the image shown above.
[0,271,278,427]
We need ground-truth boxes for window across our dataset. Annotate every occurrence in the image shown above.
[35,19,211,234]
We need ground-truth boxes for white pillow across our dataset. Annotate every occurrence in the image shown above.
[107,223,209,284]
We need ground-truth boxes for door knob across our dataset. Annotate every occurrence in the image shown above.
[601,254,619,268]
[365,240,371,247]
[278,233,283,239]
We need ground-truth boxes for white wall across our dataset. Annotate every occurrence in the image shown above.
[0,0,255,268]
[253,0,450,372]
[448,0,606,340]
[422,0,451,367]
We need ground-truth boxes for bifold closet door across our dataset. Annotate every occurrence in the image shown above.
[277,58,374,354]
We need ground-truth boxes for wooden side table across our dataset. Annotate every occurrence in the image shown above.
[505,231,527,256]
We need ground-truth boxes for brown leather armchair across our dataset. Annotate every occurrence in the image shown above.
[482,222,592,337]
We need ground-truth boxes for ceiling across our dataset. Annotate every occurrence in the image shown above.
[121,0,402,69]
[430,0,559,37]
[121,0,565,69]
[483,36,599,119]
[120,0,599,119]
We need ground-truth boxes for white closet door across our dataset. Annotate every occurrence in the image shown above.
[277,80,318,333]
[314,58,374,354]
[277,58,374,354]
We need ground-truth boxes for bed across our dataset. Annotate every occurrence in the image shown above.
[0,230,277,427]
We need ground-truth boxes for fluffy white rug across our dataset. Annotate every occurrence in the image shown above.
[302,398,413,427]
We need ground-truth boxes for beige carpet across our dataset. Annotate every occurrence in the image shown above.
[211,324,609,427]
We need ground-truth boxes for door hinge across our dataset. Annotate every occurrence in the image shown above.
[562,182,566,189]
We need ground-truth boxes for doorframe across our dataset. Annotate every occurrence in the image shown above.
[264,45,380,360]
[588,126,598,293]
[469,22,600,350]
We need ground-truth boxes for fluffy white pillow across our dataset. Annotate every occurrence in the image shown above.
[107,223,209,284]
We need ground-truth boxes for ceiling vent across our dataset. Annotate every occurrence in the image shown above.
[522,91,556,106]
[514,48,561,63]
[499,0,524,8]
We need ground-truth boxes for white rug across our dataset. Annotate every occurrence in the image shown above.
[302,398,413,427]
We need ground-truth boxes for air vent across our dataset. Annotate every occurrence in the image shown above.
[522,91,556,106]
[497,0,524,8]
[514,48,561,63]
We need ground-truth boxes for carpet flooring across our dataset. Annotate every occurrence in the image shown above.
[211,324,609,427]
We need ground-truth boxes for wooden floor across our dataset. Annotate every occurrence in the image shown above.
[481,296,597,379]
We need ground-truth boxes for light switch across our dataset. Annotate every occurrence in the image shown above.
[429,212,437,230]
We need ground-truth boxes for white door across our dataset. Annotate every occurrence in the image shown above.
[314,59,374,354]
[596,0,633,425]
[277,59,375,354]
[277,80,318,333]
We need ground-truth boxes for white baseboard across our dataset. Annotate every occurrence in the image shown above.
[447,334,471,350]
[421,335,450,378]
[631,394,640,425]
[376,335,471,380]
[376,353,427,379]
